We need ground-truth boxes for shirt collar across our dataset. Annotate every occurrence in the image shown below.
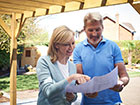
[83,36,106,46]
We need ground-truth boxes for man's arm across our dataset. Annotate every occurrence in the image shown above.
[110,62,129,92]
[76,64,83,74]
[115,62,129,86]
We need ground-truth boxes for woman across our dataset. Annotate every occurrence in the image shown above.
[36,25,90,105]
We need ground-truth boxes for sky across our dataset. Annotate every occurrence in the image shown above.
[35,3,140,40]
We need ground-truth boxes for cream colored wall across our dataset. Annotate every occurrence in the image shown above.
[21,47,37,67]
[103,19,133,40]
[119,26,133,40]
[103,19,117,40]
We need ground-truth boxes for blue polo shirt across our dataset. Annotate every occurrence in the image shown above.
[73,37,123,105]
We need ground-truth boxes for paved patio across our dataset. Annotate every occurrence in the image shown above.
[120,77,140,105]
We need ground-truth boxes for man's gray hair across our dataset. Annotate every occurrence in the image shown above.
[84,12,103,26]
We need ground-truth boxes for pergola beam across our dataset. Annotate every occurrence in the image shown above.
[10,13,17,105]
[0,0,140,19]
[9,12,27,105]
[130,1,140,14]
[0,0,140,16]
[16,14,25,38]
[0,17,11,37]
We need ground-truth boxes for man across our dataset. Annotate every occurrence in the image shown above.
[73,12,129,105]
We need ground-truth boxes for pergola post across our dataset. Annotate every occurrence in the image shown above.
[10,13,17,105]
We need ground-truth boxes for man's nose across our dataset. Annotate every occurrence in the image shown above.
[91,30,97,35]
[92,29,98,33]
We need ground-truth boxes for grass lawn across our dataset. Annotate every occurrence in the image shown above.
[0,71,140,92]
[127,70,140,77]
[0,74,38,92]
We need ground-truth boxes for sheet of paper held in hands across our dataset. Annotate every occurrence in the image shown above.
[66,66,118,93]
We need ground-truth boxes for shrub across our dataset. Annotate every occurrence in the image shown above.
[0,50,10,72]
[115,40,140,65]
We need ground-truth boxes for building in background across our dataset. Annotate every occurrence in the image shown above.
[21,45,48,67]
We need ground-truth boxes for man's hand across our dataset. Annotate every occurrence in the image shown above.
[85,92,98,98]
[65,92,75,102]
[110,80,124,92]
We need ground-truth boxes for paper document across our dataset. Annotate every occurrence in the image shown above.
[66,66,118,93]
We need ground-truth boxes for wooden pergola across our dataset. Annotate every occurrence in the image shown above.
[0,0,140,105]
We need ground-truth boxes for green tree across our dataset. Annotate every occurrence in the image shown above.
[21,17,49,47]
[121,40,136,65]
[132,40,140,64]
[0,15,11,73]
[0,14,11,53]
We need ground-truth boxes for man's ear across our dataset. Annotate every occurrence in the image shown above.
[102,25,104,29]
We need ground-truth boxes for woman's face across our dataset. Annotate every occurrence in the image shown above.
[56,36,75,58]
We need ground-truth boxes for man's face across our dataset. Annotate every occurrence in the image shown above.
[84,21,103,46]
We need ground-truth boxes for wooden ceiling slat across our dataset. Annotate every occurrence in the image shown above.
[29,0,65,6]
[65,1,81,11]
[106,0,128,5]
[48,0,84,14]
[35,8,48,16]
[0,5,35,12]
[83,0,140,10]
[83,0,130,8]
[134,0,140,2]
[83,0,103,8]
[0,2,36,11]
[0,11,12,15]
[48,5,62,14]
[0,7,24,13]
[23,11,34,18]
[0,0,50,9]
[66,0,84,2]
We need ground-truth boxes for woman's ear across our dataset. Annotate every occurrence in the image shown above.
[55,43,59,49]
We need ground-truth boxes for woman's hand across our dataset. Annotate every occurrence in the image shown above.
[65,92,75,102]
[110,80,124,92]
[67,74,90,84]
[85,92,98,98]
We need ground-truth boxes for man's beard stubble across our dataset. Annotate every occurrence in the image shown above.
[88,34,102,46]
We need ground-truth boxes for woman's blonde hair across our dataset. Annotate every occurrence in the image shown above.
[47,25,75,63]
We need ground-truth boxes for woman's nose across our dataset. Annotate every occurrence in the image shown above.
[69,44,74,49]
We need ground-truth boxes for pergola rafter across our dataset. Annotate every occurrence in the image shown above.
[0,0,140,105]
